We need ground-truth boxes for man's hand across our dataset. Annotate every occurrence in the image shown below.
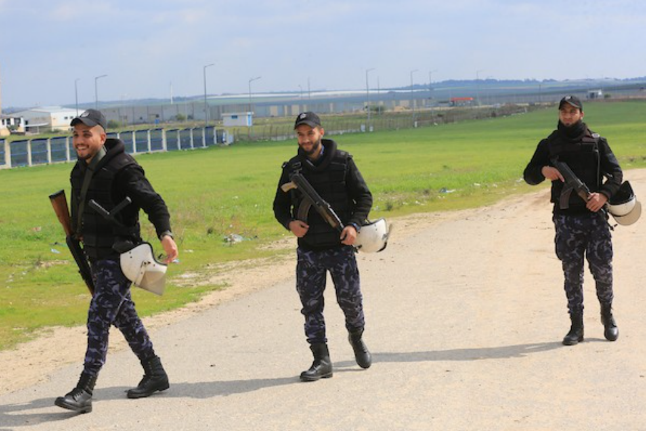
[340,225,357,246]
[289,220,309,238]
[161,235,178,264]
[542,166,564,182]
[586,192,608,213]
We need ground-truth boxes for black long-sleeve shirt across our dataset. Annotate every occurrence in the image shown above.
[524,130,622,214]
[273,139,372,249]
[71,139,171,258]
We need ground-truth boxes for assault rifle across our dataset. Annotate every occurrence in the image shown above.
[551,159,591,209]
[49,190,95,295]
[281,172,344,233]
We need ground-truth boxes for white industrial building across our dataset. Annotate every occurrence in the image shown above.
[0,115,26,136]
[11,106,78,133]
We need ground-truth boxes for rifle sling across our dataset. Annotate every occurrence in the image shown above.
[76,146,107,233]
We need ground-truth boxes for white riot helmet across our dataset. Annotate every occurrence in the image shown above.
[607,181,641,226]
[354,218,390,253]
[120,242,167,295]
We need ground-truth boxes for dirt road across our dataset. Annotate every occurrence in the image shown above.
[2,170,646,430]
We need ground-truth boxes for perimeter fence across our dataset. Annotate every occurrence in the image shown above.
[0,103,538,170]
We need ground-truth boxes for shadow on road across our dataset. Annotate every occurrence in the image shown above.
[169,376,298,398]
[334,340,567,368]
[0,395,86,428]
[0,339,596,428]
[0,376,298,428]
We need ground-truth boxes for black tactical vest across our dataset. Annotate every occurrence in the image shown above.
[548,128,601,211]
[71,148,141,259]
[287,143,352,249]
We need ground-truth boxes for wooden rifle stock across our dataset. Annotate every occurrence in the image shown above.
[49,190,95,295]
[49,190,74,236]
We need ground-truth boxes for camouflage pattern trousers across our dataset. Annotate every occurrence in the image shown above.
[296,246,365,344]
[83,259,155,376]
[553,212,613,315]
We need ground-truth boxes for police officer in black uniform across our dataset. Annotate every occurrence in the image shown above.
[273,112,373,381]
[523,96,622,345]
[55,109,178,413]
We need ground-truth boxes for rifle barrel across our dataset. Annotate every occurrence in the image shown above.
[50,189,95,295]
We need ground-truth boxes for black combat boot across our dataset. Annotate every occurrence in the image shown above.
[600,303,619,341]
[127,355,169,399]
[54,372,97,413]
[300,343,333,382]
[562,311,584,346]
[348,328,372,369]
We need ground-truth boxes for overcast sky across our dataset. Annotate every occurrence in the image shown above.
[1,0,645,108]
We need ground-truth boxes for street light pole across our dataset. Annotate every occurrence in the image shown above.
[248,76,261,113]
[75,78,81,116]
[94,75,107,110]
[428,70,438,102]
[298,85,303,112]
[366,68,375,130]
[476,69,484,106]
[377,76,381,116]
[203,63,214,127]
[428,70,438,121]
[410,69,418,127]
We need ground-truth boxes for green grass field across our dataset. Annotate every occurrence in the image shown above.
[1,100,645,350]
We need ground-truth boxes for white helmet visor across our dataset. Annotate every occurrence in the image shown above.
[608,181,641,226]
[120,242,167,295]
[353,218,390,253]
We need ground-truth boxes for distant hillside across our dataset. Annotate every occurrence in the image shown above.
[4,77,646,114]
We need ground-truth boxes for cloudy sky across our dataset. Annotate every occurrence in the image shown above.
[1,0,645,108]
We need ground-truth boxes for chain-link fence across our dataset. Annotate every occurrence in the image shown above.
[230,103,542,142]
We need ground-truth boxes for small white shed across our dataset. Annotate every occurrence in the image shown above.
[222,112,253,127]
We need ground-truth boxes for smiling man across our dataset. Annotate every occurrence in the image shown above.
[273,112,373,381]
[55,109,178,413]
[523,96,623,346]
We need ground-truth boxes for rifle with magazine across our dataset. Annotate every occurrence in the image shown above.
[281,172,344,232]
[281,167,390,253]
[551,159,591,209]
[49,190,95,295]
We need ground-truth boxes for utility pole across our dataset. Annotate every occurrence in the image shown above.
[94,74,107,110]
[248,76,261,112]
[75,78,81,116]
[366,68,375,130]
[476,69,484,106]
[203,63,214,127]
[429,70,437,121]
[410,69,418,127]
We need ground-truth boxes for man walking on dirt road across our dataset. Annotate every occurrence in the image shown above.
[54,109,178,413]
[273,112,373,381]
[523,95,622,346]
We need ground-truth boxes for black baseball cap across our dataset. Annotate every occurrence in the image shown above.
[71,109,107,130]
[294,111,321,129]
[559,95,583,111]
